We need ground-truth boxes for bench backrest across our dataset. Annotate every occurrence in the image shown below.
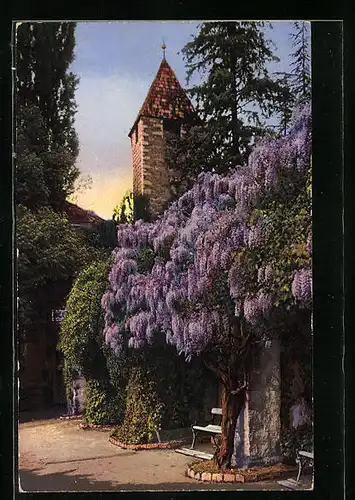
[211,408,222,416]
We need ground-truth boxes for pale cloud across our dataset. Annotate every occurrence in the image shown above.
[72,72,149,218]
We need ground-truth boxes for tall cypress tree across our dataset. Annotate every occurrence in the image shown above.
[16,22,79,210]
[175,22,284,178]
[15,23,97,410]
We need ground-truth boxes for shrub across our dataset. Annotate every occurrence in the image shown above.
[59,257,125,424]
[84,379,124,425]
[280,425,313,463]
[112,367,164,444]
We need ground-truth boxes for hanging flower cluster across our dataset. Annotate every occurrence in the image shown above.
[102,103,312,358]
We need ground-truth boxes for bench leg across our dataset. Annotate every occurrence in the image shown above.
[296,456,303,483]
[155,428,161,443]
[191,429,198,449]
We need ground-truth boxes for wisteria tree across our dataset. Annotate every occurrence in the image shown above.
[102,103,312,468]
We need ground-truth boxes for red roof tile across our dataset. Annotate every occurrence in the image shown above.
[63,201,104,225]
[129,58,195,136]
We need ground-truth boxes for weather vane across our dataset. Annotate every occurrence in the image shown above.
[162,40,167,59]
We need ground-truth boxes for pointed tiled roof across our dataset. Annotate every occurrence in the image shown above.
[129,58,195,137]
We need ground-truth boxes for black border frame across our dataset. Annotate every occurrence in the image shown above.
[0,8,346,500]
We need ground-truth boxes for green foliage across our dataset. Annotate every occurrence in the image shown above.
[113,192,151,224]
[232,169,311,309]
[17,205,99,332]
[136,247,155,274]
[172,21,284,181]
[112,367,164,444]
[63,358,77,403]
[272,72,296,136]
[16,22,80,210]
[113,191,134,224]
[134,194,151,222]
[17,206,97,292]
[85,379,124,425]
[59,257,126,425]
[95,219,118,250]
[143,340,216,429]
[280,426,313,464]
[16,22,79,157]
[59,258,111,369]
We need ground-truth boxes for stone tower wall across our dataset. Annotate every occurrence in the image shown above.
[131,119,143,196]
[139,116,172,219]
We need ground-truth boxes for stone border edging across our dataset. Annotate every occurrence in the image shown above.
[109,436,184,450]
[59,414,83,420]
[186,466,245,483]
[186,464,299,483]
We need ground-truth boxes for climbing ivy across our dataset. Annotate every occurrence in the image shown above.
[85,379,124,425]
[59,257,124,424]
[111,367,165,444]
[59,258,111,370]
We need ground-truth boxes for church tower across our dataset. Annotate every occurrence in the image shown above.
[128,47,195,219]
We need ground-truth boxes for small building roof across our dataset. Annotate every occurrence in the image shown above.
[128,58,195,137]
[63,201,104,226]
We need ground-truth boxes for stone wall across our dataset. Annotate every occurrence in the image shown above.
[231,339,282,468]
[140,117,172,218]
[131,116,184,220]
[279,328,313,460]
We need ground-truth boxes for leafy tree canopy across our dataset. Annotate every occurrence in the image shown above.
[113,191,134,224]
[17,205,100,330]
[17,205,99,295]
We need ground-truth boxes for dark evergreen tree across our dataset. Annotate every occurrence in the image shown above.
[289,22,311,101]
[273,72,296,136]
[171,22,284,183]
[16,22,80,210]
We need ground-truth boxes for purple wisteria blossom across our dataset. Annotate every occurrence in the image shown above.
[102,103,312,358]
[291,268,312,306]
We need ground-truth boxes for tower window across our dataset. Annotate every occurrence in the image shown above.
[163,119,181,137]
[135,126,139,144]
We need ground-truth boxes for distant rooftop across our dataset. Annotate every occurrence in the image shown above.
[63,200,104,225]
[129,58,195,137]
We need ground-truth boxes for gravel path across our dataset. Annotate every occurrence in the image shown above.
[18,415,306,492]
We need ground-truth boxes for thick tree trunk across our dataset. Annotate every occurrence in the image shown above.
[216,382,246,469]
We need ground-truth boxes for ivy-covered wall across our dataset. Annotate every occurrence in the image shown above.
[59,257,124,424]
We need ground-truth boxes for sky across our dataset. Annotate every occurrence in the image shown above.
[68,21,307,220]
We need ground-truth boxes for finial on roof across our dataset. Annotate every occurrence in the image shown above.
[162,41,166,60]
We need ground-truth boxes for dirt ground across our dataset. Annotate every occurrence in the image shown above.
[18,411,311,492]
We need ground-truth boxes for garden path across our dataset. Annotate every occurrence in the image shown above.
[18,412,310,491]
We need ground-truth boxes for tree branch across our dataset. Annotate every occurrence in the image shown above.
[203,354,229,385]
[230,382,248,395]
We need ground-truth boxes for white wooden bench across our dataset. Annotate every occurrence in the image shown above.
[191,407,222,449]
[296,450,314,482]
[175,408,222,460]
